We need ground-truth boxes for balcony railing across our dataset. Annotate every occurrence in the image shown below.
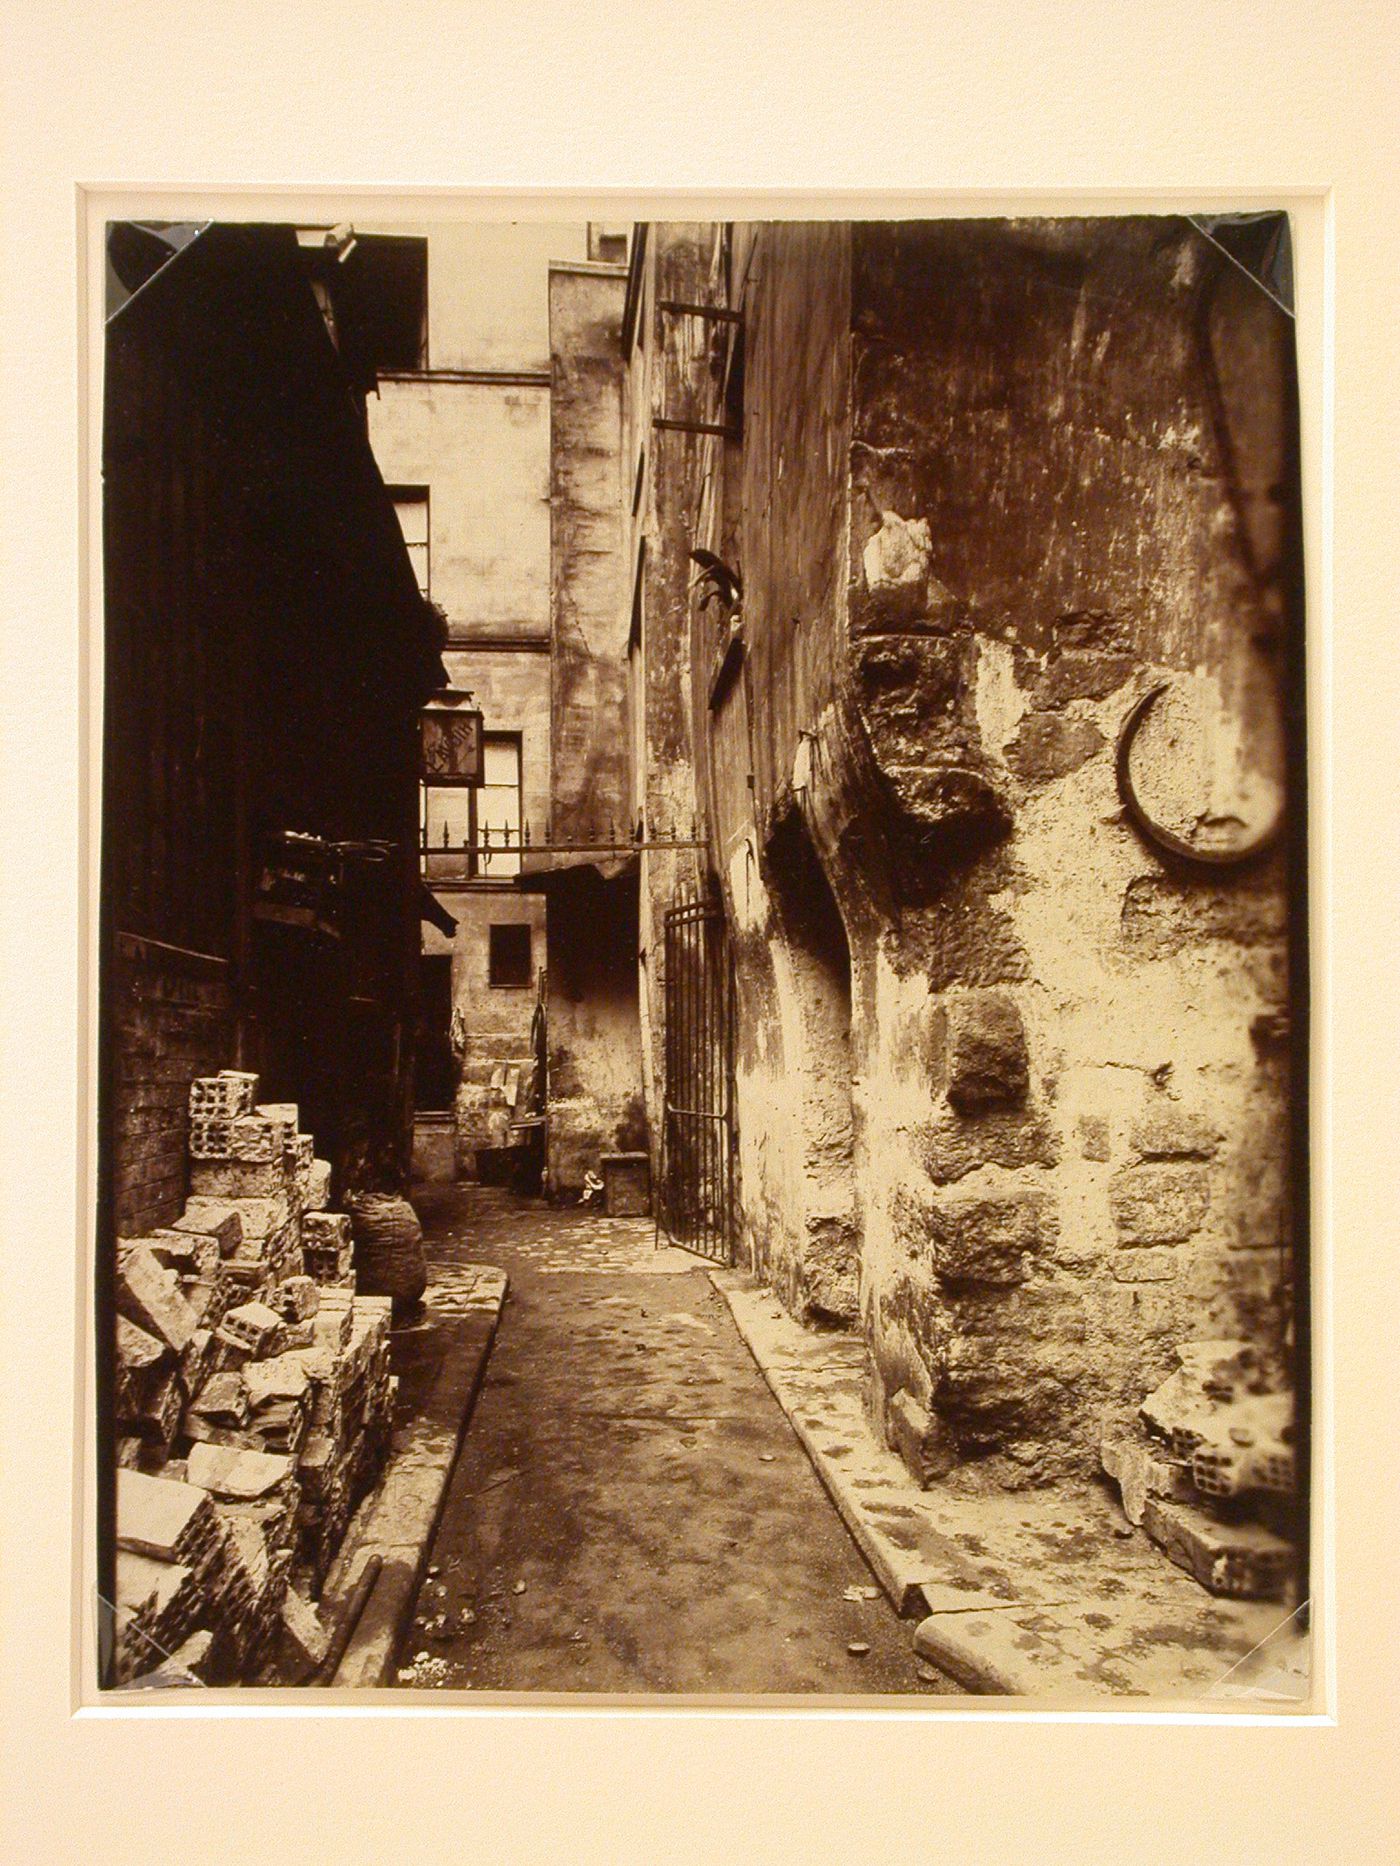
[418,817,708,881]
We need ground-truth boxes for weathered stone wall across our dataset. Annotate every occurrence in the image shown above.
[419,645,552,1167]
[699,218,1299,1489]
[360,220,589,373]
[701,223,864,1319]
[423,891,545,1169]
[846,219,1297,1487]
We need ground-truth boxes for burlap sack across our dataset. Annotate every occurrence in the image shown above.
[345,1192,427,1315]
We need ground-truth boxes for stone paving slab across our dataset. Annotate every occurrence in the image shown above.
[711,1268,1312,1707]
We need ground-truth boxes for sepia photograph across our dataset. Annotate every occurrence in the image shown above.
[95,209,1311,1706]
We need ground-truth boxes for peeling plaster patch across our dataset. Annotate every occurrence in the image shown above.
[975,637,1027,759]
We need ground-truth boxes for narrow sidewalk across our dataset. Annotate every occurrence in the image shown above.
[712,1269,1308,1703]
[321,1248,507,1687]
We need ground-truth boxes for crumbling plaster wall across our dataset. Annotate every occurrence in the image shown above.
[630,228,716,1158]
[546,877,649,1194]
[705,222,870,1320]
[547,261,648,1189]
[711,219,1298,1489]
[549,261,631,839]
[848,218,1298,1487]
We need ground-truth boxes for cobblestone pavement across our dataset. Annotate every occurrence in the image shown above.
[396,1185,955,1696]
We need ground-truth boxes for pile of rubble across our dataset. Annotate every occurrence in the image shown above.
[111,1070,395,1686]
[1101,1339,1296,1602]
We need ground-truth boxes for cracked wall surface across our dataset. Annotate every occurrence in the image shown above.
[689,218,1300,1490]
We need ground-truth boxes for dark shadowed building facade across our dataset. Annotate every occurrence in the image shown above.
[101,220,445,1237]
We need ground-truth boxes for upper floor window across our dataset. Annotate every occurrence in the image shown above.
[421,731,522,880]
[388,485,429,595]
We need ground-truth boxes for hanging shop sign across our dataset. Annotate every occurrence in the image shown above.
[419,689,484,786]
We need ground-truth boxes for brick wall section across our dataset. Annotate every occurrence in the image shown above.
[112,937,234,1237]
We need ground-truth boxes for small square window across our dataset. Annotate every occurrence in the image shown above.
[488,923,532,989]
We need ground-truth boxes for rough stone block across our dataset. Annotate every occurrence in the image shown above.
[1189,1391,1294,1500]
[304,1158,332,1212]
[278,1585,330,1680]
[274,1275,319,1322]
[1130,1108,1221,1161]
[179,1327,213,1393]
[920,1107,1058,1184]
[117,1315,166,1373]
[886,1387,958,1486]
[188,1072,258,1120]
[860,509,934,629]
[944,991,1029,1114]
[1110,1164,1209,1244]
[302,1211,351,1248]
[190,1156,289,1199]
[1077,1115,1111,1162]
[189,1371,250,1427]
[215,1301,283,1359]
[927,1189,1055,1286]
[116,1467,209,1561]
[1141,1496,1293,1600]
[313,1289,355,1351]
[1005,711,1105,784]
[186,1441,294,1500]
[1100,1434,1193,1525]
[1038,649,1135,707]
[118,1364,184,1444]
[255,1103,300,1152]
[185,1194,290,1242]
[244,1355,311,1409]
[117,1242,198,1353]
[150,1230,221,1278]
[171,1202,243,1257]
[1111,1246,1179,1283]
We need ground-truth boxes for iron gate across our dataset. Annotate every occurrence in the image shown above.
[659,898,735,1262]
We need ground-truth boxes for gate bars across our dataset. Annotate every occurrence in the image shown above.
[658,898,735,1263]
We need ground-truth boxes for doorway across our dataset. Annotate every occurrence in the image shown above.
[414,952,456,1112]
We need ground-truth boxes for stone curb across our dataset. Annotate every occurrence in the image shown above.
[709,1270,939,1619]
[710,1270,1056,1694]
[325,1267,508,1688]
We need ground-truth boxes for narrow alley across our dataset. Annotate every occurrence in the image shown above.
[394,1188,953,1695]
[97,213,1308,1710]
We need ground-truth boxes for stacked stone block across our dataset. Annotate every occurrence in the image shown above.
[110,1069,396,1685]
